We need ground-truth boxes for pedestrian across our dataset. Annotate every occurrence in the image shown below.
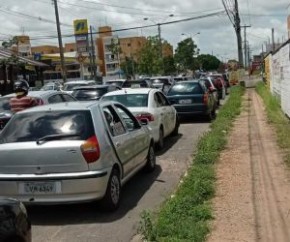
[9,80,38,113]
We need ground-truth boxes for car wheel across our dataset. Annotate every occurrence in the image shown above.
[144,144,156,172]
[100,168,121,211]
[172,116,179,136]
[156,128,164,150]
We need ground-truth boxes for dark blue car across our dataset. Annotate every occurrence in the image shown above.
[166,80,216,121]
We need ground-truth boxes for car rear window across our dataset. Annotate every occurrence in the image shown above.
[151,78,170,85]
[0,97,11,112]
[167,82,202,95]
[0,110,95,143]
[122,81,148,88]
[102,94,148,107]
[72,89,107,101]
[63,83,89,91]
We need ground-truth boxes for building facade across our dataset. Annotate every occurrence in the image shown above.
[97,26,121,77]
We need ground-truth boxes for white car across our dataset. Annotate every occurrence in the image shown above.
[102,88,179,149]
[62,80,96,94]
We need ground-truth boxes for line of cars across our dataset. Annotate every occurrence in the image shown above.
[0,73,229,216]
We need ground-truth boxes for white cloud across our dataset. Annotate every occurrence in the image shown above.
[0,0,289,61]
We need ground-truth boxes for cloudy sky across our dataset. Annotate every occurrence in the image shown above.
[0,0,289,62]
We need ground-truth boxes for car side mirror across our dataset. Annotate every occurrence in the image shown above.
[139,118,149,126]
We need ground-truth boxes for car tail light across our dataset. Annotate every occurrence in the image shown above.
[203,93,209,105]
[37,99,44,105]
[81,135,100,163]
[135,112,155,122]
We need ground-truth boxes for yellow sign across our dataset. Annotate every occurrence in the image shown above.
[73,19,88,35]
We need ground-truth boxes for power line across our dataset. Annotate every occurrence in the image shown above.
[27,10,225,40]
[0,6,72,26]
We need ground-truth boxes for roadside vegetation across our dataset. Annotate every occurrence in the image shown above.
[256,82,290,164]
[139,85,245,241]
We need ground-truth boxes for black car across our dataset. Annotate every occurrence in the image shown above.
[71,84,121,101]
[0,97,13,130]
[166,80,216,121]
[0,198,31,242]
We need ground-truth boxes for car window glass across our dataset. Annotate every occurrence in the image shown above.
[103,106,126,136]
[0,97,11,111]
[48,94,63,103]
[157,92,170,106]
[167,83,202,95]
[0,111,94,143]
[102,94,148,107]
[114,104,140,131]
[154,93,163,107]
[62,94,76,102]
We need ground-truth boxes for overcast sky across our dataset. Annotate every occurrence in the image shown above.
[0,0,289,62]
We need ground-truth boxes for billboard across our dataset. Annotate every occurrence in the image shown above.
[73,19,88,35]
[73,19,89,56]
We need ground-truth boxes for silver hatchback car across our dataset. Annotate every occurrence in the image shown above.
[0,101,156,211]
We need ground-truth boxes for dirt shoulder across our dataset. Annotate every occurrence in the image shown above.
[208,89,290,242]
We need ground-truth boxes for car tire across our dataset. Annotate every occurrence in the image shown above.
[156,128,164,150]
[207,108,216,121]
[144,144,156,172]
[100,168,121,212]
[172,116,179,136]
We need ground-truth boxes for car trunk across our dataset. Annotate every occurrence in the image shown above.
[0,141,89,174]
[167,94,206,112]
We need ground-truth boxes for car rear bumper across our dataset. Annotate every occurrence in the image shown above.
[0,169,111,205]
[173,105,209,116]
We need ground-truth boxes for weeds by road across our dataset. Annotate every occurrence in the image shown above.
[256,82,290,164]
[139,86,245,242]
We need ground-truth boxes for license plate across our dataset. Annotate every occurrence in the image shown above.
[18,182,61,194]
[179,99,192,104]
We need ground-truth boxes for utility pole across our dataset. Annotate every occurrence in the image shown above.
[271,28,275,52]
[157,23,162,58]
[53,0,66,82]
[234,0,243,67]
[90,25,97,81]
[241,25,251,68]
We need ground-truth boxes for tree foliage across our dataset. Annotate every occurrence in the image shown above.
[137,36,162,75]
[163,56,176,75]
[174,38,199,72]
[120,57,137,78]
[196,54,221,71]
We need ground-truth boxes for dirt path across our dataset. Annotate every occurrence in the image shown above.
[208,89,290,242]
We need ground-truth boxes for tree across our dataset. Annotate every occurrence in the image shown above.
[120,57,138,78]
[196,54,221,71]
[137,36,162,76]
[163,56,176,75]
[174,38,199,72]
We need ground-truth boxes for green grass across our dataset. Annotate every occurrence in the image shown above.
[139,86,245,242]
[256,82,290,164]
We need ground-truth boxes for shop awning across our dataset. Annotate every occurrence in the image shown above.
[0,48,48,67]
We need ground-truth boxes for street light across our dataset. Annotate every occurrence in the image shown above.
[181,32,200,38]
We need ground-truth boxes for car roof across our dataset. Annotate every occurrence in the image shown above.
[103,88,153,96]
[17,100,122,114]
[64,80,95,84]
[73,85,110,90]
[3,90,64,98]
[174,80,200,84]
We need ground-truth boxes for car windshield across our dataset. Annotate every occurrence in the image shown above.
[0,110,94,143]
[167,82,202,95]
[122,81,148,88]
[72,89,107,101]
[63,83,89,91]
[102,94,148,107]
[106,81,124,87]
[151,78,170,85]
[41,85,54,91]
[0,97,11,112]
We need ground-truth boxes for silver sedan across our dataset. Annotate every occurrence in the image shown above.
[0,101,156,211]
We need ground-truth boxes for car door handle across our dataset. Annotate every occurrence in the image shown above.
[115,142,121,147]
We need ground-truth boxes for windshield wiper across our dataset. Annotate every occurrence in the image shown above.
[36,133,80,145]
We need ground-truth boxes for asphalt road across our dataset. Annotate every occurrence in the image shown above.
[29,118,211,242]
